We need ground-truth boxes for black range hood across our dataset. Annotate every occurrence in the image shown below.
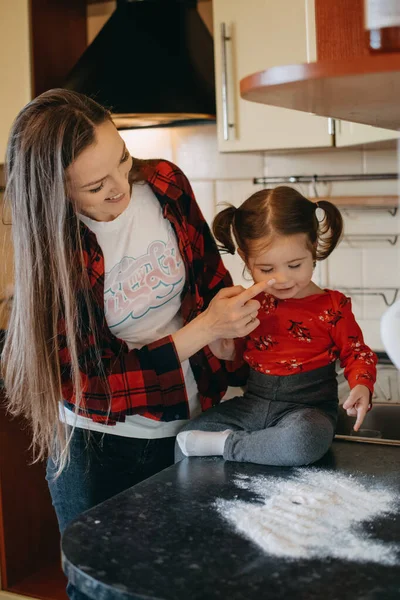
[63,0,216,129]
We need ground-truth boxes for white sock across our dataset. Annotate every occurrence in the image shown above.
[177,430,232,457]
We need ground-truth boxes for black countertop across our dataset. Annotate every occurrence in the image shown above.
[62,441,400,600]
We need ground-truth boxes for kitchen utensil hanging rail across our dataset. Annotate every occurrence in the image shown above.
[253,173,398,185]
[341,207,398,216]
[342,234,399,246]
[342,287,399,307]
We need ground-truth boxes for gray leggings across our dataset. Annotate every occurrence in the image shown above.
[175,363,338,467]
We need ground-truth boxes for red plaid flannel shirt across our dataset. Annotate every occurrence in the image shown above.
[59,160,248,425]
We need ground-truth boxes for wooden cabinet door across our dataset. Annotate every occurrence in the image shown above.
[335,120,399,147]
[0,392,67,598]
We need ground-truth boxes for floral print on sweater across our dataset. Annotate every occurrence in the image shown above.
[243,289,377,393]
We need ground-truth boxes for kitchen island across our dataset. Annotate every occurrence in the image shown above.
[61,441,400,600]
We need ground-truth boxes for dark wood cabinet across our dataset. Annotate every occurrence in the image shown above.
[0,390,67,598]
[1,3,86,596]
[30,0,87,97]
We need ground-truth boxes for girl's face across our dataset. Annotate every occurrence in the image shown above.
[67,120,133,222]
[245,233,315,300]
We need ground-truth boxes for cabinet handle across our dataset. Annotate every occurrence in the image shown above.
[328,118,336,146]
[220,22,231,141]
[328,118,336,136]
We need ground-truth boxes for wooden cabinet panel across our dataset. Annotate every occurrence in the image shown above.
[31,0,87,96]
[0,391,67,598]
[315,0,369,60]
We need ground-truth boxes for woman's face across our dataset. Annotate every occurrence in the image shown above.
[67,120,133,222]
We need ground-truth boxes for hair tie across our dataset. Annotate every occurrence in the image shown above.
[315,202,324,222]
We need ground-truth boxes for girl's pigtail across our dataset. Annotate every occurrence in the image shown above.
[212,205,237,254]
[316,200,343,260]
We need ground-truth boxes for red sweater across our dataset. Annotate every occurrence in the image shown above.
[241,289,377,394]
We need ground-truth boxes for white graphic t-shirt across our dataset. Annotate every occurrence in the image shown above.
[61,183,200,438]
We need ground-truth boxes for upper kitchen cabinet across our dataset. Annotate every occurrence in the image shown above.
[214,0,398,153]
[0,0,87,164]
[240,0,400,145]
[212,0,333,152]
[0,0,32,162]
[335,120,398,148]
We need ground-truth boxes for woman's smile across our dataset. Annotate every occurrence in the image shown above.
[105,192,126,204]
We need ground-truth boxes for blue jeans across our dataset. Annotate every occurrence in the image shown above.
[46,427,175,600]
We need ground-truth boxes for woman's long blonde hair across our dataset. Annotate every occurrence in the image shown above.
[2,89,142,473]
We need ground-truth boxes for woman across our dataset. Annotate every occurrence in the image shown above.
[2,89,265,599]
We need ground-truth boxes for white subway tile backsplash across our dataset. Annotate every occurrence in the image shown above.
[345,294,364,322]
[328,180,399,197]
[327,249,363,288]
[191,181,215,227]
[120,128,174,161]
[358,319,384,351]
[221,252,250,288]
[215,180,263,210]
[363,248,400,288]
[263,149,363,178]
[340,210,400,235]
[314,260,328,288]
[363,149,400,174]
[364,295,396,321]
[172,125,263,181]
[262,148,399,201]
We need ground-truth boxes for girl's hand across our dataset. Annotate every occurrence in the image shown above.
[202,281,268,342]
[342,385,370,432]
[209,338,236,361]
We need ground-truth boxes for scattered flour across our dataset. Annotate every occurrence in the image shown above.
[215,469,400,565]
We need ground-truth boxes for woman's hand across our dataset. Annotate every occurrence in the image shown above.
[209,338,236,361]
[201,281,268,341]
[342,385,370,432]
[172,281,268,364]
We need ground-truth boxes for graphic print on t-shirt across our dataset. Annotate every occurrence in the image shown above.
[72,183,201,436]
[104,229,185,327]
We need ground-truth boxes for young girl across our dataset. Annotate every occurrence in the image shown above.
[176,186,377,466]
